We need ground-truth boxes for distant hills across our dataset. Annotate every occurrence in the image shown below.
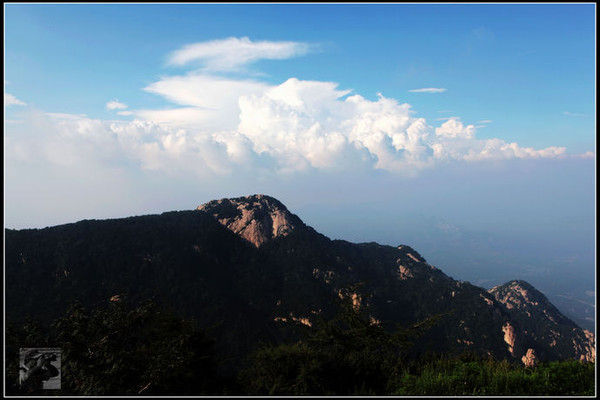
[5,194,595,368]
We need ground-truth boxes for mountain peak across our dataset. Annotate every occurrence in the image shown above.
[196,194,303,247]
[489,279,595,362]
[489,280,552,312]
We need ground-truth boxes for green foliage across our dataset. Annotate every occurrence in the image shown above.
[5,298,221,396]
[5,318,58,396]
[238,284,441,395]
[238,285,595,396]
[53,299,220,395]
[390,356,595,396]
[5,294,595,396]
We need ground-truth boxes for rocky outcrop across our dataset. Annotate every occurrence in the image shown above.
[577,329,595,362]
[502,322,518,356]
[490,280,542,311]
[490,280,595,363]
[274,313,312,327]
[397,264,413,280]
[197,194,302,247]
[522,348,538,367]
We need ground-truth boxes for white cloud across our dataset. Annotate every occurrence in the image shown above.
[6,76,572,180]
[435,117,476,139]
[140,74,268,131]
[477,120,493,124]
[409,88,447,93]
[576,151,595,159]
[461,140,566,161]
[167,36,312,71]
[5,37,579,183]
[237,78,377,172]
[106,99,128,110]
[45,112,88,119]
[563,111,586,117]
[5,93,26,106]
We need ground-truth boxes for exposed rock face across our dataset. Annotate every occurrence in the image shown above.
[337,289,363,311]
[522,348,538,367]
[502,322,517,356]
[490,280,542,311]
[274,313,312,327]
[197,194,302,248]
[578,329,596,362]
[397,264,413,280]
[490,280,595,363]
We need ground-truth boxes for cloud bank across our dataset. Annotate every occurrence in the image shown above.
[7,76,570,181]
[6,37,580,183]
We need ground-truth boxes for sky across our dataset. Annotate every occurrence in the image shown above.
[3,4,596,314]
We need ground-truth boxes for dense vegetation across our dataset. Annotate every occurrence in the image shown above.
[390,356,595,396]
[6,298,221,396]
[5,296,595,396]
[6,208,593,366]
[4,202,595,395]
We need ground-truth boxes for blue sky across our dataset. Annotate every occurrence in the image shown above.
[5,3,595,151]
[4,3,596,237]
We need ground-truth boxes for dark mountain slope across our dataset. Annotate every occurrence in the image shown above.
[5,210,282,365]
[4,195,595,368]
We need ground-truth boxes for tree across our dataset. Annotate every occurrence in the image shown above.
[50,298,220,395]
[5,318,56,396]
[239,283,442,395]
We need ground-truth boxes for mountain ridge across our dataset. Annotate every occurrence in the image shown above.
[4,194,595,367]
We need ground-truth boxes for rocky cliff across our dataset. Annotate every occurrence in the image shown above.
[489,280,595,363]
[197,194,304,248]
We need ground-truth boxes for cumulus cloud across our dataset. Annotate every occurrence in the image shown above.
[5,93,26,106]
[167,36,312,71]
[6,75,572,181]
[6,38,578,181]
[435,117,476,139]
[409,88,447,93]
[106,99,128,110]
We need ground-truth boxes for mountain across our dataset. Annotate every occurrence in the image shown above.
[489,280,595,363]
[4,194,595,368]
